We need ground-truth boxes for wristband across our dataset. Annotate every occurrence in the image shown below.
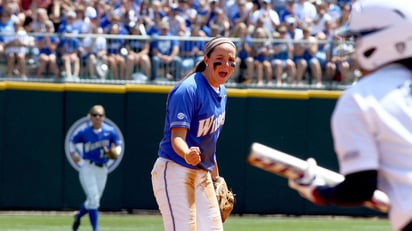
[184,151,190,163]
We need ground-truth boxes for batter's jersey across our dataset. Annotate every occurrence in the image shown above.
[331,64,412,230]
[158,72,227,171]
[71,124,122,165]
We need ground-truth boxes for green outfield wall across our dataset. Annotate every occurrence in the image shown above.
[0,82,384,217]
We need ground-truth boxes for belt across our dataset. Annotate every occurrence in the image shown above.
[89,160,105,168]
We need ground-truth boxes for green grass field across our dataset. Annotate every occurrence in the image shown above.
[0,211,392,231]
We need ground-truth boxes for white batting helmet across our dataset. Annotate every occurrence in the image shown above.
[338,0,412,71]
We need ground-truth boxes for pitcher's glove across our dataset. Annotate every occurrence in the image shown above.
[213,176,235,223]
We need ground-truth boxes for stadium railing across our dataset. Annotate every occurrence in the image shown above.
[0,32,356,90]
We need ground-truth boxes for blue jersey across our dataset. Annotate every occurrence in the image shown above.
[158,72,227,171]
[151,34,179,55]
[272,41,290,60]
[180,39,206,55]
[71,124,121,164]
[36,35,59,55]
[58,37,80,54]
[107,38,125,55]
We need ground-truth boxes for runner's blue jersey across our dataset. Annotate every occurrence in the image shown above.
[71,124,121,164]
[158,72,227,171]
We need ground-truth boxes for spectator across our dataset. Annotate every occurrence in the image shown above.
[179,24,206,76]
[0,7,16,62]
[35,20,60,79]
[81,26,108,79]
[250,27,272,86]
[204,0,220,29]
[208,7,231,37]
[223,0,240,21]
[150,21,182,81]
[162,4,186,36]
[125,23,151,80]
[316,18,335,41]
[73,5,87,33]
[294,0,317,27]
[94,0,109,28]
[176,0,198,34]
[249,0,280,34]
[136,0,154,30]
[145,11,163,36]
[3,18,31,79]
[230,0,252,27]
[101,8,129,35]
[48,0,63,28]
[6,0,23,19]
[121,0,141,31]
[148,0,166,24]
[314,19,335,81]
[57,10,82,34]
[230,21,253,84]
[80,6,99,34]
[271,24,296,86]
[58,26,81,80]
[106,0,122,10]
[311,1,333,36]
[324,0,342,23]
[293,25,323,86]
[335,2,351,28]
[284,17,303,40]
[30,8,49,33]
[106,23,126,80]
[279,0,303,25]
[324,35,354,84]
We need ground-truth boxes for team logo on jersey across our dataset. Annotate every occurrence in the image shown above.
[64,117,125,173]
[177,112,185,120]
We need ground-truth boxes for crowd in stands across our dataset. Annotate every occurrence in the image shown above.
[0,0,357,87]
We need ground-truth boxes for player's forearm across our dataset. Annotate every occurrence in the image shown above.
[171,136,190,158]
[314,170,378,206]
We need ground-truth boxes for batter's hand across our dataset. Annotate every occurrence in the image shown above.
[184,147,201,166]
[289,158,326,204]
[289,179,317,203]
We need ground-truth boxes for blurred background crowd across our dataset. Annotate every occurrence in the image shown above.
[0,0,357,87]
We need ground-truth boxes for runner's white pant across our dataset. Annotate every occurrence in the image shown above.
[79,161,108,209]
[151,157,223,231]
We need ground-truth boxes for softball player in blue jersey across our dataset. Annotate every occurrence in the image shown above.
[70,105,122,231]
[151,37,237,231]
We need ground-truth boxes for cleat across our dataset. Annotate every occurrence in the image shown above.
[72,214,81,231]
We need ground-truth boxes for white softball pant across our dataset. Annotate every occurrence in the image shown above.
[79,161,108,209]
[151,157,223,231]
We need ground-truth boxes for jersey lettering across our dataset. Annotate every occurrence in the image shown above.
[84,140,109,153]
[196,112,225,137]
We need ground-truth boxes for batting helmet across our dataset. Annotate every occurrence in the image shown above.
[337,0,412,71]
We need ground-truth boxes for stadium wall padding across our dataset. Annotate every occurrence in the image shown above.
[0,82,384,217]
